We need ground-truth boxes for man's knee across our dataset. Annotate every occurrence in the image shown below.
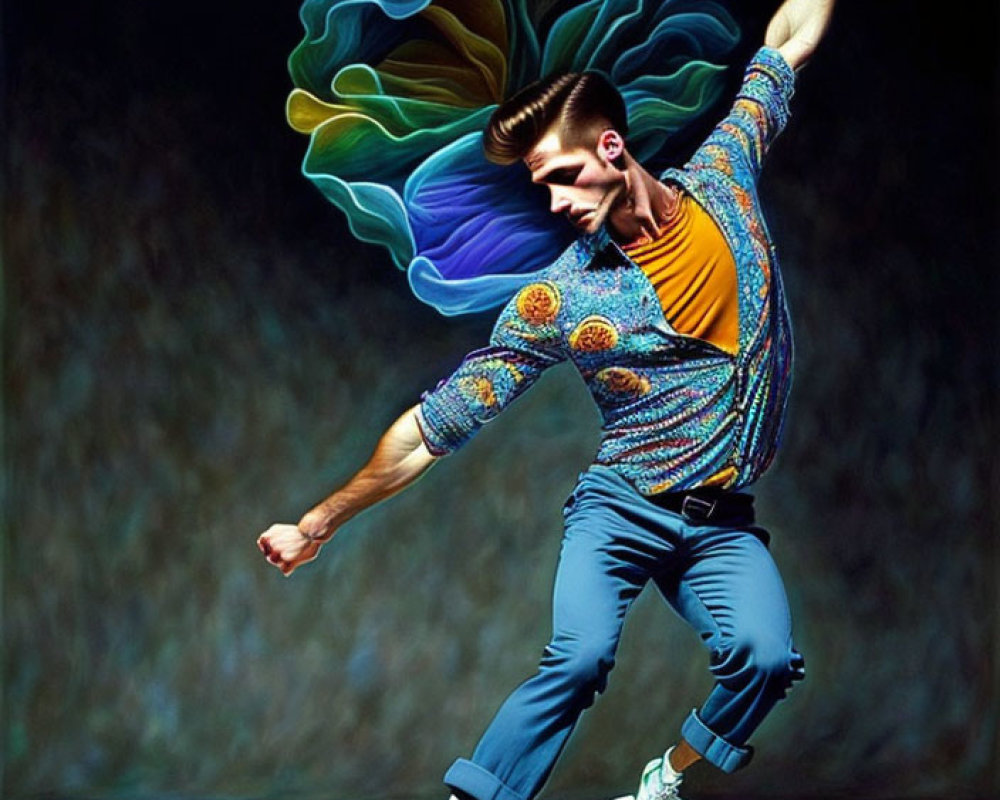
[711,634,805,692]
[539,638,617,701]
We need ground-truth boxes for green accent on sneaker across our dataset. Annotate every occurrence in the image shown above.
[635,750,684,800]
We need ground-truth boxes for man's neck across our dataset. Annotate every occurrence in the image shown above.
[606,156,680,248]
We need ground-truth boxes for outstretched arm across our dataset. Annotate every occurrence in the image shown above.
[764,0,836,70]
[257,279,567,576]
[683,0,835,183]
[256,404,439,576]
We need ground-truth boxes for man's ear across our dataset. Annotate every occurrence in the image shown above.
[597,128,625,161]
[596,128,626,168]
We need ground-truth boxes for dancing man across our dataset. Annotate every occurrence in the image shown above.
[259,1,835,798]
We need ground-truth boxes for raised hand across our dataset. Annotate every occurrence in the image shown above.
[765,0,836,70]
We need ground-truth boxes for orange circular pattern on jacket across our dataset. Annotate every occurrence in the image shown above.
[516,281,561,325]
[459,375,497,407]
[595,367,650,396]
[472,376,496,406]
[569,316,619,351]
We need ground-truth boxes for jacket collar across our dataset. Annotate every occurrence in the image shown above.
[580,223,629,269]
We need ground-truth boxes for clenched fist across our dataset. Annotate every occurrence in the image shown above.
[256,523,324,576]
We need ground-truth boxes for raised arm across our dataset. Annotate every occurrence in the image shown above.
[257,404,439,576]
[764,0,836,71]
[679,0,835,186]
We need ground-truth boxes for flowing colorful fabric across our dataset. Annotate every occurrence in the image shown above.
[287,0,739,316]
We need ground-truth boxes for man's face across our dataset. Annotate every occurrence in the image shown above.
[524,128,627,234]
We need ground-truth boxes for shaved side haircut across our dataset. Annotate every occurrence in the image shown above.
[483,71,628,165]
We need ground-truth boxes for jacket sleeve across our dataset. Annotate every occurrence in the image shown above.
[416,280,567,456]
[687,46,795,182]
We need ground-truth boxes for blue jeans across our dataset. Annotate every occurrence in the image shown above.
[444,465,805,800]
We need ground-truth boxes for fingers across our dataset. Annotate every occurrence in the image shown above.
[257,531,289,573]
[257,525,318,577]
[258,542,285,569]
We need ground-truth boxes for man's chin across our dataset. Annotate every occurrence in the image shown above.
[571,211,601,233]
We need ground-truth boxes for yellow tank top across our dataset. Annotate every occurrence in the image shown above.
[622,193,739,356]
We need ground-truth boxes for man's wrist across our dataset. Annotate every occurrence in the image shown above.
[298,500,342,543]
[299,527,328,544]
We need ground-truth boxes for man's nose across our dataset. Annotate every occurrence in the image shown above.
[549,188,571,215]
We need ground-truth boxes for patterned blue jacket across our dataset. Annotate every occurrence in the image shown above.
[417,47,796,496]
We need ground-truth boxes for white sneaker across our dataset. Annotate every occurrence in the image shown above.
[615,746,683,800]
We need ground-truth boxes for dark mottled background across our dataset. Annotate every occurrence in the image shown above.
[3,1,997,799]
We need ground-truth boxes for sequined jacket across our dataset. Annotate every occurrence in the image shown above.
[417,47,795,496]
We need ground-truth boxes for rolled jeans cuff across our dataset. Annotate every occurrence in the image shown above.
[444,758,527,800]
[680,709,754,773]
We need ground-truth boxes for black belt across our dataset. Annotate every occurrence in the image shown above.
[647,487,755,522]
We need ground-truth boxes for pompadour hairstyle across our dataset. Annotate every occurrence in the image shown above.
[483,71,628,165]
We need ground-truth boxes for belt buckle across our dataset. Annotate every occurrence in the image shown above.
[681,494,716,521]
